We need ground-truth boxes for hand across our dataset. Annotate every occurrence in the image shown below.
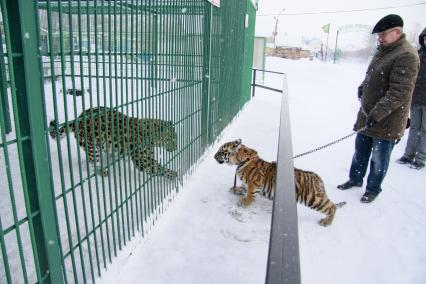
[357,85,363,100]
[365,116,377,128]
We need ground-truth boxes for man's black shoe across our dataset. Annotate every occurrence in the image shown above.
[410,160,425,170]
[360,191,378,203]
[337,180,363,190]
[396,156,413,164]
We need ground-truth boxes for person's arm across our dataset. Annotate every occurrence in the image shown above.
[368,52,419,121]
[357,84,364,99]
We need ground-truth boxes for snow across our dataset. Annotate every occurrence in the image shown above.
[0,57,195,282]
[96,57,426,284]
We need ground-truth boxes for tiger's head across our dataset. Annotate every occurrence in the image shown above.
[214,139,258,165]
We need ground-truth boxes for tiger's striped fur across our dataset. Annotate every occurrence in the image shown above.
[214,139,346,226]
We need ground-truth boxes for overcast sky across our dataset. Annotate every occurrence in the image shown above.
[255,0,426,47]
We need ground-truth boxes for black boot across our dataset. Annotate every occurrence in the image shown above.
[410,160,425,170]
[396,156,413,164]
[360,191,378,203]
[337,180,363,190]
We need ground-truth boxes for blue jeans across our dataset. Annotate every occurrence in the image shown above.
[404,105,426,163]
[349,133,395,195]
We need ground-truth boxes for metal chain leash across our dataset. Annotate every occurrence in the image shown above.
[293,126,367,159]
[232,127,367,188]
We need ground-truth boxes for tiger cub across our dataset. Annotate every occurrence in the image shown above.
[214,139,346,226]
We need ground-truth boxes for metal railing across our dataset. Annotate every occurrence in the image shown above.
[251,68,285,96]
[251,69,301,284]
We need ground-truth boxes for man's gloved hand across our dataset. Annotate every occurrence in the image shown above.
[365,116,377,128]
[357,85,363,100]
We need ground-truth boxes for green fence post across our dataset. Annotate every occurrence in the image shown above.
[4,1,63,283]
[0,33,12,134]
[201,2,212,147]
[241,1,256,106]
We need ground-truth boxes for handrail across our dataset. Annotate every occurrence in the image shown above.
[251,68,284,96]
[253,68,285,75]
[252,70,301,284]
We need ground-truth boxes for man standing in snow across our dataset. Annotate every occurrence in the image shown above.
[396,28,426,170]
[337,14,420,203]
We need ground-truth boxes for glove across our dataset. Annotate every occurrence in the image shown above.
[365,116,377,128]
[406,118,410,129]
[357,85,363,100]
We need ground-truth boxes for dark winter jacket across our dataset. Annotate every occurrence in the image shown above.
[411,28,426,106]
[354,34,420,140]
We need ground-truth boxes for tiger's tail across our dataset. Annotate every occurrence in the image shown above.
[49,120,75,140]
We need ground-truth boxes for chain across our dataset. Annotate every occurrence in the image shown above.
[233,126,367,187]
[293,126,367,159]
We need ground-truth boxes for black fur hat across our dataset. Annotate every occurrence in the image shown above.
[372,14,403,34]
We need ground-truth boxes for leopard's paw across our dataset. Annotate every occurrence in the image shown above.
[165,169,178,179]
[96,167,109,177]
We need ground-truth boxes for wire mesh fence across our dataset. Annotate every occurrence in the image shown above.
[0,0,256,283]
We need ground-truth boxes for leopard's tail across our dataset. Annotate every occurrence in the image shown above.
[49,119,75,140]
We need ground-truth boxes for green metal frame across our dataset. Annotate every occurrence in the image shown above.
[202,3,212,146]
[241,2,256,107]
[1,0,64,283]
[0,1,257,283]
[0,33,11,134]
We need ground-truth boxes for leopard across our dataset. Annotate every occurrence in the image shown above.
[49,106,177,179]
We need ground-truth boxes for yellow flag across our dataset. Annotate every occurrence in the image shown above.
[321,24,330,33]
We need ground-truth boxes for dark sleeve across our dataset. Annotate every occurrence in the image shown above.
[369,52,420,121]
[414,50,426,88]
[357,85,363,99]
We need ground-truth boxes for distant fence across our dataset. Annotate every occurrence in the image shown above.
[0,1,256,283]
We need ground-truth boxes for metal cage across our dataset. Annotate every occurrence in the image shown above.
[0,0,256,283]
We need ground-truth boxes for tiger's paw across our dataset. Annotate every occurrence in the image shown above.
[238,197,253,207]
[230,186,246,195]
[318,218,332,227]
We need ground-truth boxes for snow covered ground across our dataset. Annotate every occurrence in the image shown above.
[96,57,425,284]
